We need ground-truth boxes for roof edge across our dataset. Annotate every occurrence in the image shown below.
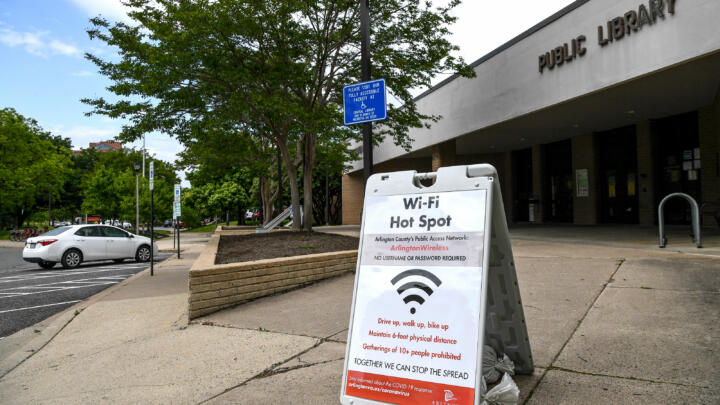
[414,0,591,103]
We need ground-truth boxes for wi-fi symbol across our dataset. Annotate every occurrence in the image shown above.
[391,269,442,315]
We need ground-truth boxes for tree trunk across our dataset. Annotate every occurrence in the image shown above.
[16,208,28,228]
[237,202,245,225]
[277,142,302,231]
[302,133,317,232]
[259,175,277,226]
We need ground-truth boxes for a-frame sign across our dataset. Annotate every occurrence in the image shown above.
[341,164,533,405]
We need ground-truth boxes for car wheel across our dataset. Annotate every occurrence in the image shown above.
[38,261,56,269]
[113,259,125,263]
[136,245,151,262]
[61,249,82,269]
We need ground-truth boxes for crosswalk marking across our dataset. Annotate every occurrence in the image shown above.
[0,272,137,298]
[0,300,81,314]
[0,264,148,283]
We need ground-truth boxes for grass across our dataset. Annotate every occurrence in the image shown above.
[185,224,217,233]
[297,243,316,250]
[0,230,9,240]
[226,220,261,226]
[138,230,170,239]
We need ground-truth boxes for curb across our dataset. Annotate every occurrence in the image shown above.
[0,254,188,380]
[0,241,24,249]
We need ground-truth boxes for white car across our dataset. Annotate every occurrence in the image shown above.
[23,225,158,269]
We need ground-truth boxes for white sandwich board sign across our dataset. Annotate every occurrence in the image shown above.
[341,164,533,405]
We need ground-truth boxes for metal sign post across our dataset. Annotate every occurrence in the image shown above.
[340,164,533,405]
[149,161,154,277]
[359,0,373,184]
[174,184,181,259]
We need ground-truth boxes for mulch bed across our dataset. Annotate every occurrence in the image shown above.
[215,231,359,264]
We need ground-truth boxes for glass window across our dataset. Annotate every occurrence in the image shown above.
[43,226,71,236]
[102,226,128,237]
[75,226,102,237]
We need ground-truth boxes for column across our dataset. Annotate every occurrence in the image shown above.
[636,120,656,225]
[531,145,544,223]
[341,172,364,225]
[501,151,514,223]
[431,139,456,172]
[698,95,720,226]
[571,133,599,224]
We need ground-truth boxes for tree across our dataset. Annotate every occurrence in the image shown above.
[79,149,177,227]
[178,128,272,225]
[82,0,474,231]
[0,108,72,227]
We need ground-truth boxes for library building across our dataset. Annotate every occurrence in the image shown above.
[342,0,720,227]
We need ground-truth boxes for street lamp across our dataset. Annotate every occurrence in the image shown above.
[134,161,141,234]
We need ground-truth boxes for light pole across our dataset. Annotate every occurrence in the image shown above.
[134,161,141,234]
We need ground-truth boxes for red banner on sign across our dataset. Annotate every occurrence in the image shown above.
[345,370,474,405]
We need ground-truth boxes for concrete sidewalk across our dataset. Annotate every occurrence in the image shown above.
[0,227,718,404]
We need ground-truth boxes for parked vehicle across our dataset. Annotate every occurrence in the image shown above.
[22,225,158,269]
[162,220,173,227]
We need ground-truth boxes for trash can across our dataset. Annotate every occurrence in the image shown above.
[528,197,538,222]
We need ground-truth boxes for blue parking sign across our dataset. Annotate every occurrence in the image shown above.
[343,78,387,125]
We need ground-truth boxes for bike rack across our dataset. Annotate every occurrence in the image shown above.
[658,193,701,248]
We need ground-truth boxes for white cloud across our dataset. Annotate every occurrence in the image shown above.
[48,39,80,56]
[0,27,80,57]
[51,124,118,149]
[72,70,95,77]
[69,0,134,24]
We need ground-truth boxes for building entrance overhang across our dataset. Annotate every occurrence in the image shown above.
[397,50,720,161]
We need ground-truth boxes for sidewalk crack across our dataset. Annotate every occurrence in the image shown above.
[523,258,626,404]
[548,366,711,389]
[196,339,324,404]
[0,308,83,381]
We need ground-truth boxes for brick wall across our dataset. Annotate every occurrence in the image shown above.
[342,171,364,225]
[188,235,357,319]
[341,157,432,225]
[431,140,456,171]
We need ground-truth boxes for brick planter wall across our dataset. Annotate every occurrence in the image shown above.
[188,234,357,319]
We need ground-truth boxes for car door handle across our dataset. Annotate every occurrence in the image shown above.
[78,239,86,242]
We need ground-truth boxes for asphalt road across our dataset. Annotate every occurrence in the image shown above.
[0,247,170,339]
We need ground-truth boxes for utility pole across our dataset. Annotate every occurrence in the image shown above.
[149,161,154,277]
[134,162,141,234]
[360,0,373,183]
[142,134,146,178]
[48,190,52,228]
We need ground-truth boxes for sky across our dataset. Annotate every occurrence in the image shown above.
[0,0,575,186]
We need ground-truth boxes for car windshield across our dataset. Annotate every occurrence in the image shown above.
[42,226,71,236]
